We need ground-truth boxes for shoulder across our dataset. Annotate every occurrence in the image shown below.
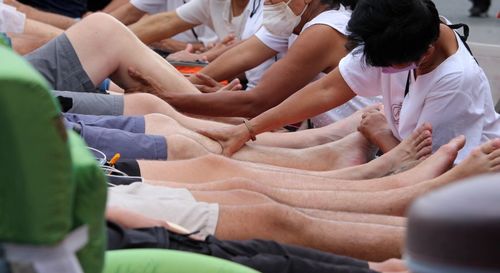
[302,8,351,36]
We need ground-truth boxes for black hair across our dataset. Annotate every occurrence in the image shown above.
[346,0,440,67]
[319,0,358,10]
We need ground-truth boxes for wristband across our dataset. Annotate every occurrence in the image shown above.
[243,119,257,141]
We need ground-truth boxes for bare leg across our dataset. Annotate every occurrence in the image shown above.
[143,113,374,170]
[254,103,383,149]
[64,13,200,94]
[139,124,433,187]
[160,137,500,216]
[215,203,403,261]
[189,189,406,228]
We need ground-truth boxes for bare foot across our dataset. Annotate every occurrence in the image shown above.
[327,132,378,170]
[369,258,407,272]
[439,138,500,182]
[397,135,466,187]
[380,122,433,174]
[323,103,383,138]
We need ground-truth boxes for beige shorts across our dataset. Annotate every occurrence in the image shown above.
[107,183,219,239]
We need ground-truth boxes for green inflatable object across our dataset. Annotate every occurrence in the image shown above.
[0,46,106,273]
[0,45,74,245]
[104,250,261,273]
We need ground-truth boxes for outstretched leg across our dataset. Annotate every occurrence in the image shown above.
[65,13,200,95]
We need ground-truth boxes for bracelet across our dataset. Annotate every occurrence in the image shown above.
[243,119,257,141]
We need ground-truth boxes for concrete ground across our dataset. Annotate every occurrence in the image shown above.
[433,0,500,44]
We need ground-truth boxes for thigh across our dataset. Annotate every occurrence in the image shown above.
[65,113,144,133]
[53,90,124,115]
[25,34,96,91]
[79,125,167,160]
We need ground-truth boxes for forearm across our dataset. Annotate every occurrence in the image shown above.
[16,4,76,29]
[151,39,204,53]
[202,39,241,62]
[166,91,261,117]
[192,36,277,84]
[130,12,193,44]
[250,71,355,135]
[102,0,129,13]
[109,3,145,25]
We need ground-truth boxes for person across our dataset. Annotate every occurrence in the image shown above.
[109,0,218,53]
[128,0,257,61]
[198,0,500,163]
[162,0,380,129]
[469,0,491,17]
[1,1,63,54]
[8,0,81,29]
[106,208,404,273]
[105,133,500,261]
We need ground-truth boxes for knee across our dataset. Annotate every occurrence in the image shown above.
[80,13,128,38]
[261,203,307,233]
[145,113,178,126]
[128,93,167,114]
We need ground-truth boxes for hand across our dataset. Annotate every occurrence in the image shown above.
[125,67,168,98]
[205,34,237,50]
[166,43,208,63]
[357,107,392,144]
[193,73,242,93]
[197,124,251,156]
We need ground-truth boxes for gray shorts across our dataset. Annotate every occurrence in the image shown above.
[25,33,96,92]
[53,90,124,116]
[64,113,168,160]
[107,183,219,239]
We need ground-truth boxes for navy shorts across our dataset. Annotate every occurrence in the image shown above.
[64,113,167,160]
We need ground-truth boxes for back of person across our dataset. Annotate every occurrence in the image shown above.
[256,5,381,127]
[18,0,87,18]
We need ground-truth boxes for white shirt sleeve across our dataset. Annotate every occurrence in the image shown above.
[0,3,26,33]
[176,0,210,26]
[413,73,483,162]
[130,0,167,14]
[254,26,289,53]
[338,51,382,97]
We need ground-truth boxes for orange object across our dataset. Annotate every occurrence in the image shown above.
[109,153,121,166]
[170,61,229,85]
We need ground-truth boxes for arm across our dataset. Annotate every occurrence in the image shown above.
[171,25,346,117]
[189,35,278,84]
[199,68,357,156]
[109,2,146,25]
[129,11,195,45]
[102,0,129,13]
[6,0,76,29]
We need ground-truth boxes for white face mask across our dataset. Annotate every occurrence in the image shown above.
[262,0,308,37]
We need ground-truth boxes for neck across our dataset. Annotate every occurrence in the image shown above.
[231,0,249,17]
[416,24,458,76]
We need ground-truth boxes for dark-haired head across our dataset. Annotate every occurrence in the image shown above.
[346,0,440,67]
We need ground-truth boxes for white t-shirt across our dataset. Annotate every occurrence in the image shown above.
[240,0,283,90]
[339,32,500,162]
[130,0,217,46]
[0,3,26,33]
[176,0,252,41]
[256,6,382,127]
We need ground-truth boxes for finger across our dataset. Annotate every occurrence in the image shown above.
[196,73,219,87]
[194,84,212,93]
[185,43,194,53]
[223,79,242,91]
[222,34,235,45]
